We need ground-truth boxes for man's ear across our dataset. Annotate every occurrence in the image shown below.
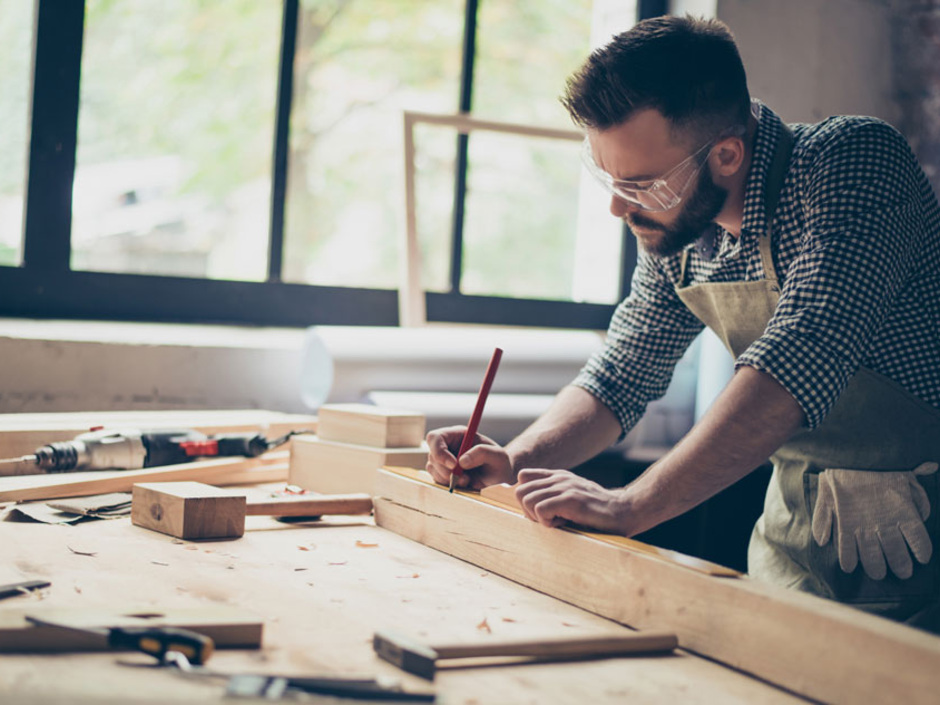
[712,136,746,177]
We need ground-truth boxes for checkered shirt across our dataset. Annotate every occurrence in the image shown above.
[574,102,940,434]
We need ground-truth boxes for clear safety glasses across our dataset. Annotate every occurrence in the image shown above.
[580,125,746,212]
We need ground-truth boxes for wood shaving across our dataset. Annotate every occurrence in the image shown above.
[561,622,578,628]
[66,546,97,557]
[355,540,378,548]
[501,617,517,623]
[476,617,492,634]
[396,573,420,579]
[297,546,310,551]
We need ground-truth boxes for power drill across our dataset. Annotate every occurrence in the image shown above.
[16,428,303,473]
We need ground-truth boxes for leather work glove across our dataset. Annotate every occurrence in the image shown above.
[811,462,938,580]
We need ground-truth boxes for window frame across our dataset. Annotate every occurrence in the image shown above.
[1,0,638,329]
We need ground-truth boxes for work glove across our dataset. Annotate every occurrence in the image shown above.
[811,462,938,580]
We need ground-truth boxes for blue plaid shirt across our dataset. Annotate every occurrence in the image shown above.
[574,102,940,434]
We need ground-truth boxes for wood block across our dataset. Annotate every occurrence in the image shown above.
[289,435,427,494]
[316,403,425,448]
[132,481,247,540]
[0,605,263,652]
[373,467,940,705]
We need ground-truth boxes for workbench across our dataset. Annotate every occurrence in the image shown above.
[0,484,806,704]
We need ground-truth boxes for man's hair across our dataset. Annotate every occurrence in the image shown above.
[561,15,751,144]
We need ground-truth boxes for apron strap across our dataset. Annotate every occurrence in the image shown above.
[758,124,795,289]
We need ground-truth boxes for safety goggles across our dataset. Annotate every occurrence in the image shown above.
[580,125,745,212]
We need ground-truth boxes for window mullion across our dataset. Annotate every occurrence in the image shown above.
[268,0,300,284]
[23,0,85,272]
[448,0,479,295]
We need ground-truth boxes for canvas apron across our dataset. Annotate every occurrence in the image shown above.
[675,127,940,631]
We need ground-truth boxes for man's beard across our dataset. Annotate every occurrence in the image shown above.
[626,166,729,258]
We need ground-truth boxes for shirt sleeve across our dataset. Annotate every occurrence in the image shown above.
[736,119,923,428]
[573,250,704,439]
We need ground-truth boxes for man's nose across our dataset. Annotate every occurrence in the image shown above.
[610,195,639,219]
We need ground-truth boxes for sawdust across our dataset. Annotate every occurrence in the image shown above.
[355,540,379,548]
[476,617,492,634]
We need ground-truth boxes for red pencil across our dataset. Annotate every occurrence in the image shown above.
[449,347,503,493]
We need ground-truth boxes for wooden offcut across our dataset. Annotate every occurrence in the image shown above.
[0,605,263,653]
[289,435,427,494]
[316,404,425,449]
[0,452,289,502]
[131,481,373,539]
[373,466,940,705]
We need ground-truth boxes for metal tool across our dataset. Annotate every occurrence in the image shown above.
[0,428,311,473]
[0,580,51,601]
[373,629,679,680]
[25,615,215,665]
[163,651,435,701]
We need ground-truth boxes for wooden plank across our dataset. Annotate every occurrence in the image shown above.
[0,453,289,502]
[288,436,426,494]
[0,409,317,475]
[317,403,425,448]
[0,605,263,652]
[478,481,736,576]
[373,466,940,705]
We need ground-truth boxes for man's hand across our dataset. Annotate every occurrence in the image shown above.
[425,426,514,490]
[514,468,629,534]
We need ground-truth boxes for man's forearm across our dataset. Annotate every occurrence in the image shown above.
[506,385,622,477]
[620,366,805,536]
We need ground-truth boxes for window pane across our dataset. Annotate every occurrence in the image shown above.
[462,0,623,304]
[0,0,32,267]
[72,0,281,281]
[282,0,463,290]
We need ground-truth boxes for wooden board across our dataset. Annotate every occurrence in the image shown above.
[0,409,317,476]
[0,605,263,652]
[316,403,425,448]
[373,466,940,705]
[476,480,736,575]
[289,435,426,494]
[0,453,289,502]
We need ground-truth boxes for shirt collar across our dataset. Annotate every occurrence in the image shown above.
[740,100,787,239]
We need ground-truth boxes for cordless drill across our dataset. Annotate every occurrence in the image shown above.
[19,428,297,473]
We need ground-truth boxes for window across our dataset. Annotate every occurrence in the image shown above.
[1,0,639,329]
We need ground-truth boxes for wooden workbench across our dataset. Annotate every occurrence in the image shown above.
[0,486,804,704]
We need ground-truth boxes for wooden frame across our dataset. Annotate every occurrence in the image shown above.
[374,467,940,705]
[401,111,582,327]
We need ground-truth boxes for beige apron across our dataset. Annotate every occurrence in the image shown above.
[675,126,940,631]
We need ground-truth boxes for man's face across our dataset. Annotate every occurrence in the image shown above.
[588,109,729,257]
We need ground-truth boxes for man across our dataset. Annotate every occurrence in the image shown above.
[426,15,940,631]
